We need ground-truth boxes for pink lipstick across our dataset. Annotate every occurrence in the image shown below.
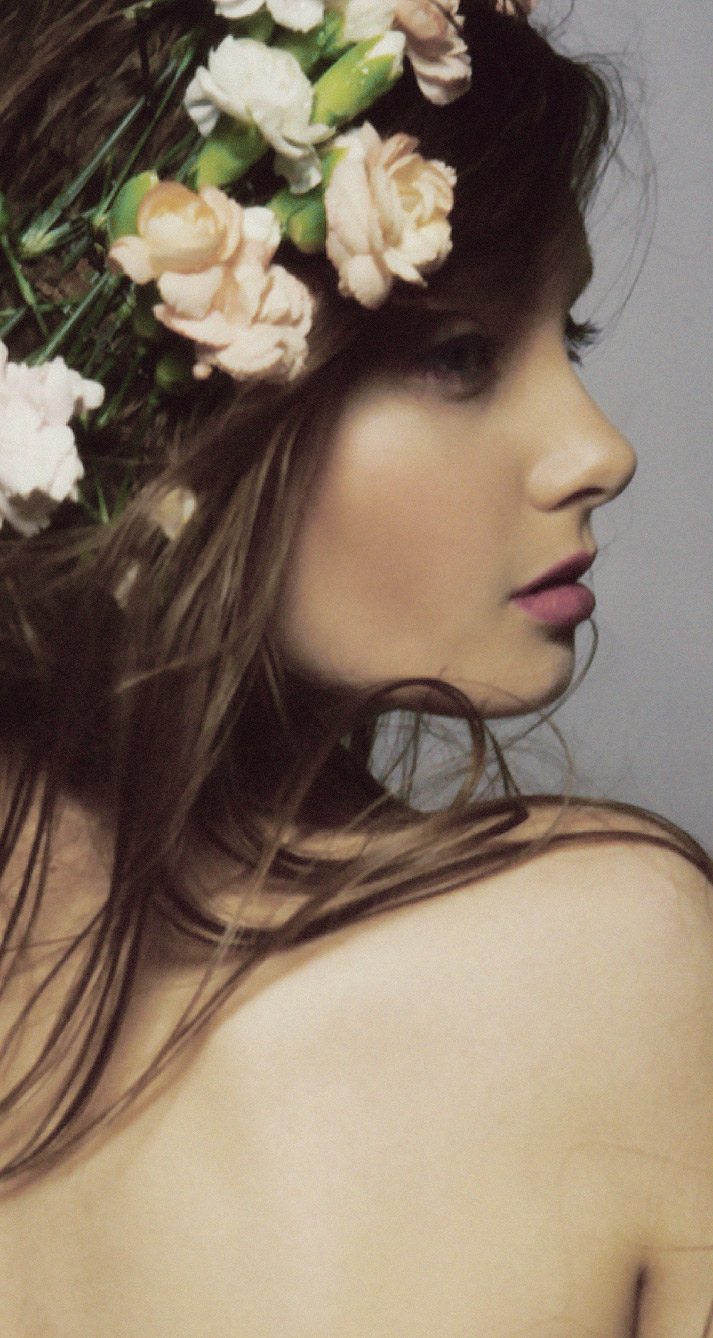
[511,551,596,629]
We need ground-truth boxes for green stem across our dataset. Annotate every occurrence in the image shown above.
[94,346,146,430]
[97,35,200,221]
[65,276,125,367]
[0,234,48,337]
[0,309,26,341]
[20,33,199,256]
[81,301,136,378]
[121,0,182,19]
[19,104,146,257]
[27,272,118,364]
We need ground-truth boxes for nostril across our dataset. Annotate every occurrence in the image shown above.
[551,486,606,511]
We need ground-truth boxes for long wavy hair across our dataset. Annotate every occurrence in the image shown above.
[0,0,710,1182]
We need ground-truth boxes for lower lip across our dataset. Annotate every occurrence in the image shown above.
[512,583,595,628]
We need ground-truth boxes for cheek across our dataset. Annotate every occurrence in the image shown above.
[318,414,454,599]
[276,395,508,678]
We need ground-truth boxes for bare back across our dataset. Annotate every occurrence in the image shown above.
[1,804,713,1338]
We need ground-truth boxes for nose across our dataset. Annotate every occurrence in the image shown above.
[525,360,637,513]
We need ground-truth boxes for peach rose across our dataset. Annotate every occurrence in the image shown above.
[109,185,314,382]
[324,122,456,307]
[395,0,471,105]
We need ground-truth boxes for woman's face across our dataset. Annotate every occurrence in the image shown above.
[275,248,637,718]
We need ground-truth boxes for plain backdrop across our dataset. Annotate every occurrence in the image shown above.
[491,0,713,851]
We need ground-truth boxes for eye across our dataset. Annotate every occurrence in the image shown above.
[565,316,601,364]
[408,330,500,400]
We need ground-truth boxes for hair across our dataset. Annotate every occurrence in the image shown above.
[0,0,710,1183]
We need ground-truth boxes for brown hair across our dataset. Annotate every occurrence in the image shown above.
[0,0,710,1182]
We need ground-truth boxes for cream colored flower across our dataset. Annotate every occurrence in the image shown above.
[0,344,103,536]
[212,0,325,29]
[325,0,398,43]
[108,182,244,284]
[161,253,315,382]
[110,187,314,382]
[324,121,455,307]
[395,0,471,104]
[145,486,197,541]
[184,37,331,193]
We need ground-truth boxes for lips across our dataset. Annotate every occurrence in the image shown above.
[513,550,596,597]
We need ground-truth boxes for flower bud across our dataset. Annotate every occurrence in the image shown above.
[154,349,195,394]
[228,11,275,42]
[108,171,160,241]
[311,31,405,128]
[286,198,327,252]
[192,117,266,190]
[267,188,306,232]
[131,296,163,341]
[273,11,346,73]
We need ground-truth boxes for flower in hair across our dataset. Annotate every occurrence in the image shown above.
[326,0,399,42]
[395,1,471,104]
[108,181,244,283]
[324,122,455,307]
[184,37,332,194]
[145,485,197,541]
[212,0,325,29]
[495,0,540,14]
[0,344,103,536]
[324,1,470,103]
[108,183,314,382]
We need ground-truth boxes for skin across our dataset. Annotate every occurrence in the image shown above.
[275,247,637,718]
[2,250,713,1338]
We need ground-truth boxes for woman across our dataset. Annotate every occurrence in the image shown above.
[0,1,712,1334]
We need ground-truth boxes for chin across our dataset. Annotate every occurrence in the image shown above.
[453,644,577,720]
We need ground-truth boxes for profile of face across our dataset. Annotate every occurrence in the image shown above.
[275,242,637,719]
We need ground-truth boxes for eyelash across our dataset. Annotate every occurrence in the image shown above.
[409,331,500,400]
[410,317,602,400]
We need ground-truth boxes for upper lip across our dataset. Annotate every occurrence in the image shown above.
[513,550,596,596]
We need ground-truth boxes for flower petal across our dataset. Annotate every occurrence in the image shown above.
[107,234,156,284]
[267,0,325,29]
[327,0,398,43]
[395,0,471,105]
[324,122,455,306]
[157,266,226,319]
[199,187,245,262]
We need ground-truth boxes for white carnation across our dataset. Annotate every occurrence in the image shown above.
[0,343,103,536]
[326,0,397,43]
[211,0,325,28]
[184,37,331,193]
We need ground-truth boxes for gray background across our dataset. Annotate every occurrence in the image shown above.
[500,0,712,851]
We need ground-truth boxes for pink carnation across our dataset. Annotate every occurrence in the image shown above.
[495,0,539,14]
[324,122,456,308]
[395,0,471,105]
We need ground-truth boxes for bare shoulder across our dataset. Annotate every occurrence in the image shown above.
[202,806,713,1336]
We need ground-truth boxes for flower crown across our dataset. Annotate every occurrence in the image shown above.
[0,0,537,538]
